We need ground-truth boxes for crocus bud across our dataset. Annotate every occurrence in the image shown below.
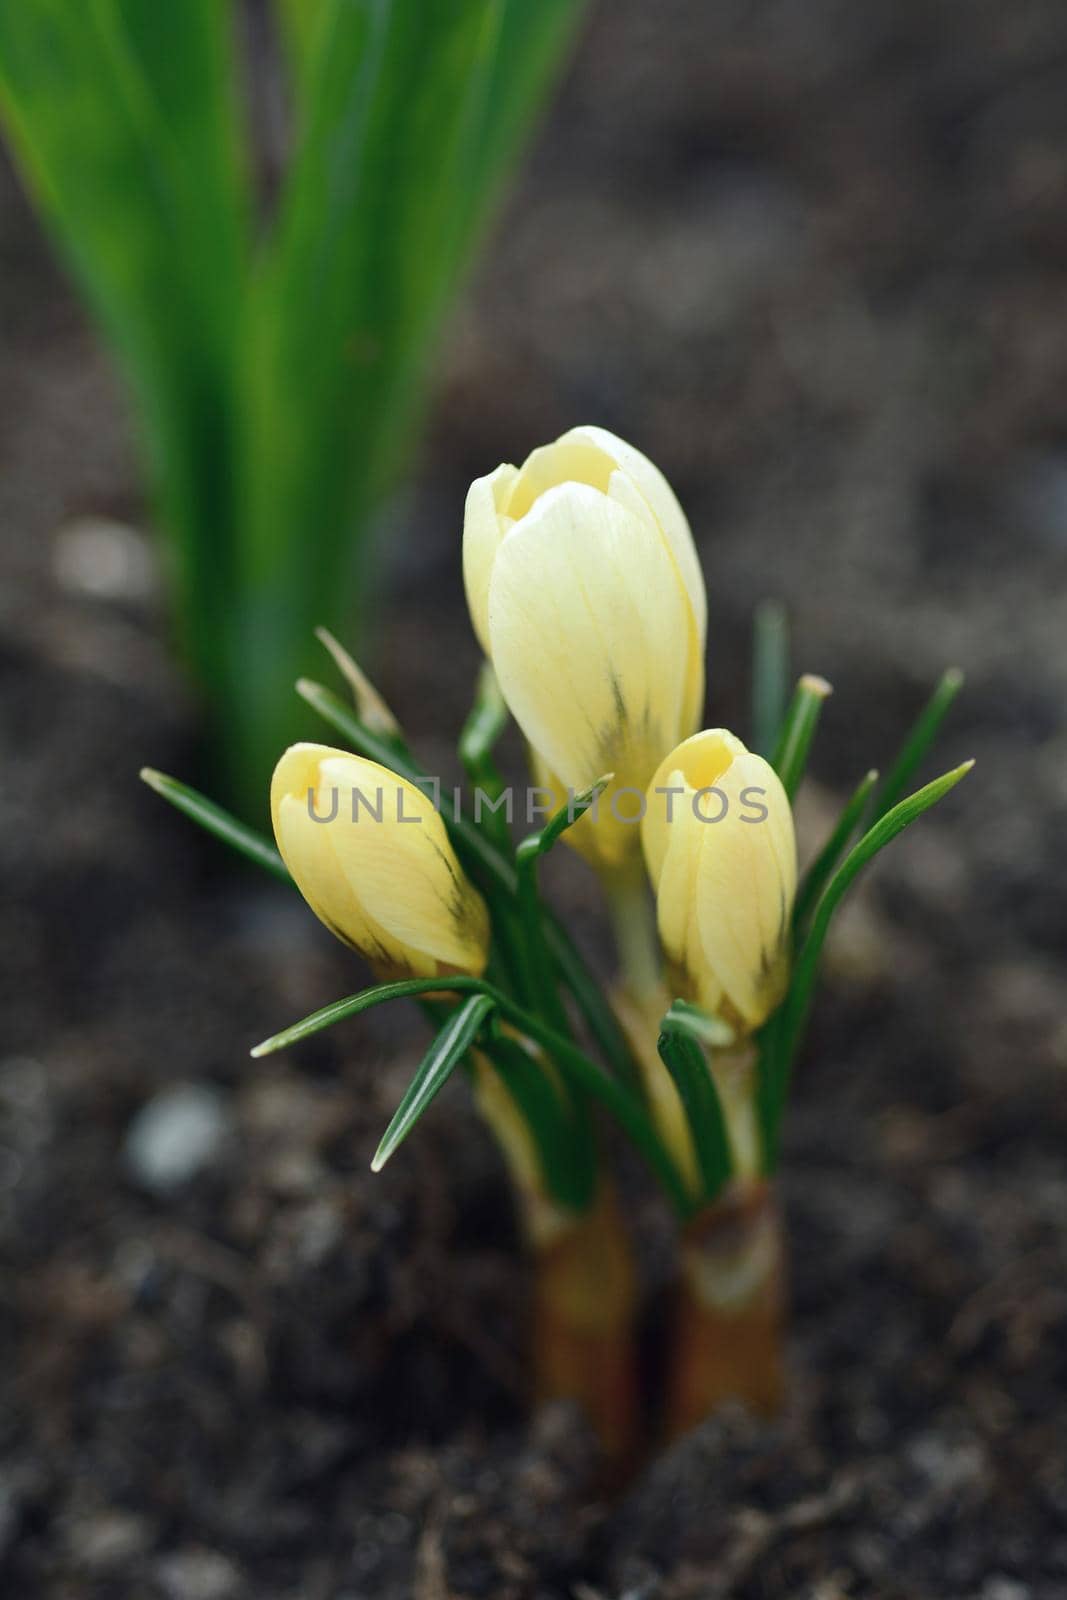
[463,425,706,870]
[641,730,796,1032]
[271,743,490,980]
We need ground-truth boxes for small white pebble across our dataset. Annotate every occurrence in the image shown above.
[154,1547,242,1600]
[52,517,156,602]
[982,1579,1031,1600]
[124,1084,230,1193]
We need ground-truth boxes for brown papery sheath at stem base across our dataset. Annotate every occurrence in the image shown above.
[665,1179,786,1439]
[527,1182,639,1469]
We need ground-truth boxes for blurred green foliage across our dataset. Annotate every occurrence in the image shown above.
[0,0,584,814]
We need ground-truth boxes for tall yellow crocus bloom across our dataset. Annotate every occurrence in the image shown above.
[463,426,706,871]
[642,730,797,1032]
[271,744,489,980]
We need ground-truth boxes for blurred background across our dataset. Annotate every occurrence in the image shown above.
[2,2,1066,1596]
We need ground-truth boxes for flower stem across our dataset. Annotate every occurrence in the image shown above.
[665,1179,786,1437]
[709,1045,762,1182]
[600,860,703,1200]
[525,1183,639,1467]
[602,854,664,1007]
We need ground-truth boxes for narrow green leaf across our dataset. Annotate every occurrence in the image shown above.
[250,972,692,1215]
[372,993,496,1170]
[272,0,329,91]
[657,1024,733,1203]
[223,0,587,795]
[237,0,588,675]
[315,627,404,742]
[481,1032,595,1211]
[514,1022,692,1217]
[252,976,492,1058]
[752,600,789,758]
[771,673,833,800]
[295,679,426,785]
[512,775,611,1033]
[445,0,586,252]
[1,0,584,811]
[865,668,964,827]
[754,1009,788,1175]
[659,998,736,1051]
[140,768,289,882]
[0,1,250,690]
[510,785,611,1037]
[792,769,879,935]
[458,662,512,854]
[758,759,974,1167]
[516,774,613,869]
[459,662,509,779]
[542,918,642,1091]
[793,760,975,1013]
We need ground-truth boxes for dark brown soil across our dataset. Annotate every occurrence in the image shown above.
[3,1,1066,1595]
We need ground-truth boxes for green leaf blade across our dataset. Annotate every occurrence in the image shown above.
[792,768,879,935]
[511,782,612,1035]
[659,999,736,1051]
[239,0,588,602]
[481,1032,594,1211]
[250,971,690,1214]
[251,975,491,1058]
[771,673,832,801]
[140,768,289,882]
[657,1016,734,1204]
[759,758,974,1167]
[0,0,250,679]
[865,668,964,827]
[458,663,512,855]
[542,917,642,1091]
[516,774,613,871]
[372,993,497,1170]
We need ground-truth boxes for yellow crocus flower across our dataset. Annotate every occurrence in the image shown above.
[463,425,705,870]
[271,743,489,980]
[642,730,797,1032]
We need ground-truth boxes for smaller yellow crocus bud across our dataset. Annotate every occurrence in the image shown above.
[641,730,797,1033]
[271,743,490,980]
[462,425,706,872]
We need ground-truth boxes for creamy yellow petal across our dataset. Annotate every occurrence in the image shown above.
[274,745,417,971]
[565,424,707,648]
[641,730,746,885]
[272,745,378,952]
[274,791,378,954]
[604,468,704,734]
[487,483,694,800]
[651,788,718,1010]
[319,756,489,975]
[502,425,706,657]
[271,744,489,977]
[690,753,794,1026]
[503,436,614,519]
[641,762,678,889]
[462,463,519,654]
[642,732,796,1029]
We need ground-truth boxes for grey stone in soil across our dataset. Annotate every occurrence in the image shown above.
[123,1083,232,1194]
[154,1547,244,1600]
